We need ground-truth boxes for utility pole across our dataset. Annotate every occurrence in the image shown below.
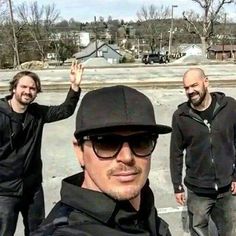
[159,32,163,51]
[137,38,140,58]
[8,0,20,67]
[94,16,98,57]
[222,13,226,61]
[168,5,178,59]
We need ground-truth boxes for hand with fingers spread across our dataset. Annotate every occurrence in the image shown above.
[70,60,84,91]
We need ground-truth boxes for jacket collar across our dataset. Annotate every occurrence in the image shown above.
[60,173,155,228]
[0,95,35,126]
[0,96,13,117]
[61,173,117,223]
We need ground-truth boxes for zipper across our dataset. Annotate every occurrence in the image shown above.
[203,119,218,191]
[191,116,218,191]
[203,119,211,132]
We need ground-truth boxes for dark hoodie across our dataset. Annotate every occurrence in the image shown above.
[0,88,80,196]
[170,92,236,194]
[32,172,171,236]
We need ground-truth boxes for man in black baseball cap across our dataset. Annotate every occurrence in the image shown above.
[33,85,172,236]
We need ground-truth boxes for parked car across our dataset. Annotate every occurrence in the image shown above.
[142,53,169,64]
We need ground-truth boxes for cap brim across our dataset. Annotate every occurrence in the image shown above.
[152,124,172,134]
[75,124,172,139]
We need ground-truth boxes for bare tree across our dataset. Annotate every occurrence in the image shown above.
[137,4,170,53]
[0,22,14,67]
[0,0,8,20]
[17,1,60,61]
[0,1,16,67]
[183,0,234,56]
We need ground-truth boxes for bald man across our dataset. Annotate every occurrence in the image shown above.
[170,68,236,236]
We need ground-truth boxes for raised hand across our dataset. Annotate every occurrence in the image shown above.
[70,60,84,90]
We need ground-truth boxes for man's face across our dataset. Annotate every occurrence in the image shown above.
[13,76,37,105]
[75,131,153,202]
[183,72,208,107]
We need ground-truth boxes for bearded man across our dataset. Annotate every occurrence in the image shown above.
[0,63,83,236]
[170,68,236,236]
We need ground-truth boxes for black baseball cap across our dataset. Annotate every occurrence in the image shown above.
[74,85,172,139]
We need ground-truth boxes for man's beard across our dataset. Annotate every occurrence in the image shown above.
[188,88,207,107]
[105,165,144,201]
[105,185,141,201]
[15,93,35,105]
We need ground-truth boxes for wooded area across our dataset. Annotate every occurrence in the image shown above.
[0,0,235,68]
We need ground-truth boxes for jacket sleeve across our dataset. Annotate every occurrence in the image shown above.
[39,88,81,123]
[156,217,172,236]
[233,122,236,181]
[170,113,185,193]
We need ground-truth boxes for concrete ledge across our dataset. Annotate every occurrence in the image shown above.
[1,79,236,93]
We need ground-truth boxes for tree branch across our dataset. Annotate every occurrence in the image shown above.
[182,11,201,36]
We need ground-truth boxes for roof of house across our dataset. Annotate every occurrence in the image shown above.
[208,45,236,51]
[177,44,202,52]
[73,40,121,59]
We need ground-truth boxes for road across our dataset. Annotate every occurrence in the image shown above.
[1,63,236,92]
[1,63,235,235]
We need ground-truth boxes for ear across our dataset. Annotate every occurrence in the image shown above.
[204,76,209,87]
[73,138,85,167]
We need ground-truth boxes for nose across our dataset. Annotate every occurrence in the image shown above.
[25,87,31,94]
[116,142,134,164]
[186,87,194,94]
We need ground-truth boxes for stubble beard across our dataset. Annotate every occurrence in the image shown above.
[105,165,144,201]
[105,184,141,201]
[15,93,34,106]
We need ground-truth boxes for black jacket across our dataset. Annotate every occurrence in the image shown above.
[32,173,171,236]
[170,92,236,193]
[0,88,80,196]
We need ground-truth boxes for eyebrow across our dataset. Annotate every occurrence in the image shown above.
[183,82,198,90]
[20,84,36,88]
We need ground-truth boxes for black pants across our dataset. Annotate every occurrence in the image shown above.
[0,185,45,236]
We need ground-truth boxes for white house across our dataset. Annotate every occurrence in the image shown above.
[79,32,90,47]
[73,40,122,64]
[177,44,203,56]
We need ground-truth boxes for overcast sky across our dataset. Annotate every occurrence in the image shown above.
[15,0,236,22]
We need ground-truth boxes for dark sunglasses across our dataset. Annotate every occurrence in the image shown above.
[80,132,158,159]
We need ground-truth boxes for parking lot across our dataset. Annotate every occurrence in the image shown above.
[1,63,235,235]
